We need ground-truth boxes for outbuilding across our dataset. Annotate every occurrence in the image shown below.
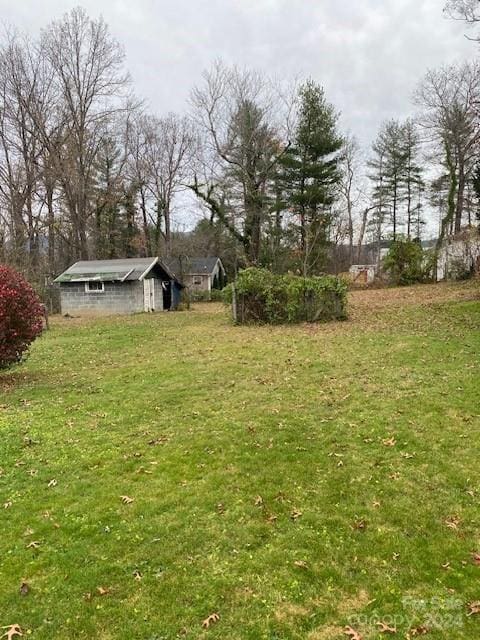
[54,257,183,315]
[436,228,480,281]
[165,256,226,299]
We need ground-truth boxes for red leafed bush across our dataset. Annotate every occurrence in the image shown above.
[0,265,44,369]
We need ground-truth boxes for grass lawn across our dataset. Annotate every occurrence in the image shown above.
[1,281,479,640]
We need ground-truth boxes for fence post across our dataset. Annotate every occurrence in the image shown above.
[232,284,237,324]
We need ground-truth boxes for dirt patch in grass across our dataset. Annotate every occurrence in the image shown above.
[336,589,371,617]
[274,601,311,623]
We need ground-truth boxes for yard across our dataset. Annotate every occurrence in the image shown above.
[1,281,480,640]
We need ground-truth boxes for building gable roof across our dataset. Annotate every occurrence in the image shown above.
[54,257,177,284]
[165,256,223,278]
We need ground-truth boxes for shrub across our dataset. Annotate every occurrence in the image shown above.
[190,288,224,302]
[225,267,347,325]
[383,237,426,285]
[0,265,44,369]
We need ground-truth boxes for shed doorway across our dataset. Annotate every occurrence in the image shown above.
[162,281,172,310]
[143,279,155,312]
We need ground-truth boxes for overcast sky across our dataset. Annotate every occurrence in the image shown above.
[0,0,475,151]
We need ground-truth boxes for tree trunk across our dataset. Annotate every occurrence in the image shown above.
[455,155,465,233]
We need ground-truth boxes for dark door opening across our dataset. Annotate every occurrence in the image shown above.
[162,281,172,310]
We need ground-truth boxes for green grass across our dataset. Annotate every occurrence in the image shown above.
[1,283,479,639]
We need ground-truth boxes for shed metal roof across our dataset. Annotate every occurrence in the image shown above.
[54,257,175,283]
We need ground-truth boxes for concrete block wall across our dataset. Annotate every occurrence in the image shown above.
[60,281,144,315]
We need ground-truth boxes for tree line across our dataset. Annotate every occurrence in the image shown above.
[0,5,479,295]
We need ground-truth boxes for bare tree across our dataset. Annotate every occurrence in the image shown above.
[415,61,480,246]
[145,114,196,256]
[0,34,51,274]
[445,0,480,26]
[339,135,362,263]
[37,7,131,259]
[190,61,289,265]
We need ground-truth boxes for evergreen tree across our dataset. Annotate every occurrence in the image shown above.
[93,137,124,259]
[368,119,425,249]
[402,120,425,238]
[280,80,343,275]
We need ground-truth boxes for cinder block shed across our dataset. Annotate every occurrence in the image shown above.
[54,257,183,315]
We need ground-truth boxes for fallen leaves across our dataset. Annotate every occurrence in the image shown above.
[407,625,429,637]
[96,586,110,596]
[26,541,40,550]
[202,612,220,629]
[19,582,29,596]
[290,508,302,521]
[344,625,362,640]
[47,479,57,488]
[254,495,263,507]
[467,601,480,616]
[148,435,168,446]
[444,515,461,530]
[382,437,396,447]
[471,552,480,566]
[293,560,308,569]
[377,621,396,633]
[1,625,22,640]
[120,495,134,505]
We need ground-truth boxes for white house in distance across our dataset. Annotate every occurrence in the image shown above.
[436,228,480,280]
[166,257,226,298]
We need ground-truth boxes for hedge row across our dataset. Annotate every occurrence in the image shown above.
[224,268,347,325]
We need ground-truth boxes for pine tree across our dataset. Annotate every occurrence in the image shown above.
[402,120,425,239]
[368,119,425,248]
[280,80,343,275]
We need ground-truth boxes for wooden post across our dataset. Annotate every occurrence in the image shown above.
[232,285,237,324]
[41,303,49,330]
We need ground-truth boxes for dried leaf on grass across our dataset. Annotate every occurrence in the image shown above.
[344,626,362,640]
[120,495,134,505]
[444,515,461,530]
[202,612,220,629]
[377,621,396,633]
[467,601,480,616]
[26,541,40,549]
[382,437,396,447]
[1,625,22,640]
[352,519,367,531]
[407,625,429,637]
